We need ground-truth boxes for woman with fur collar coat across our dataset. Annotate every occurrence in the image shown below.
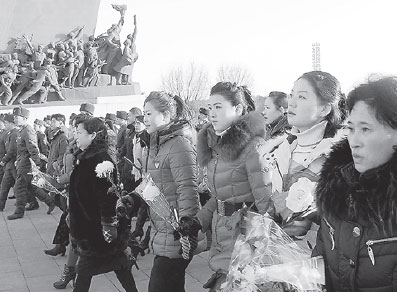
[196,82,273,291]
[262,71,345,252]
[142,92,199,292]
[313,77,397,292]
[69,118,137,292]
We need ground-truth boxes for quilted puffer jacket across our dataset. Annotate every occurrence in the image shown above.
[196,112,273,273]
[142,120,199,258]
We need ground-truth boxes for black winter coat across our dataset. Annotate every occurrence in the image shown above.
[313,139,397,292]
[69,145,128,258]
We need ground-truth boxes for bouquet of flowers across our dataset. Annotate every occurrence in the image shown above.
[135,173,180,230]
[29,158,68,198]
[135,173,194,260]
[221,212,325,292]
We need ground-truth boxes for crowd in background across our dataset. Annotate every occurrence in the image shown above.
[1,70,397,292]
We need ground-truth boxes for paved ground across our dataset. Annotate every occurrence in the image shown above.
[0,199,213,292]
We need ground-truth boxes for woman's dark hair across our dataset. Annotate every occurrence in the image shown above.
[80,117,108,152]
[347,76,397,129]
[144,91,192,121]
[210,82,255,114]
[267,91,288,110]
[72,113,90,127]
[297,71,345,136]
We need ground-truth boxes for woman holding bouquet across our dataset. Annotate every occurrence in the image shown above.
[313,77,397,291]
[195,82,273,291]
[142,91,199,292]
[69,117,137,292]
[263,71,345,250]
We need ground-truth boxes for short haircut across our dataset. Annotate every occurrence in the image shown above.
[267,91,288,110]
[51,114,66,124]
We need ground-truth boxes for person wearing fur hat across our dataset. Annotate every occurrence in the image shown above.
[190,82,273,290]
[0,114,18,210]
[312,77,397,292]
[79,103,95,116]
[7,107,55,220]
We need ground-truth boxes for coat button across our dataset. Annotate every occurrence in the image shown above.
[353,227,361,237]
[349,259,355,268]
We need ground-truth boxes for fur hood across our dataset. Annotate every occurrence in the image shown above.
[197,111,266,166]
[316,138,397,230]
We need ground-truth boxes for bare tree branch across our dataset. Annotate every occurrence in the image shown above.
[162,62,209,101]
[217,64,254,88]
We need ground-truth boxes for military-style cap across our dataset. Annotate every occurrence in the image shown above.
[79,103,95,115]
[34,119,44,126]
[116,111,128,120]
[3,113,14,123]
[13,107,29,118]
[105,113,116,122]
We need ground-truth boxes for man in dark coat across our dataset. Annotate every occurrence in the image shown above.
[120,107,142,192]
[0,114,18,210]
[7,107,55,220]
[33,119,49,173]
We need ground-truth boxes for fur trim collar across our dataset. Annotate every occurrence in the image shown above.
[316,139,397,230]
[197,111,266,166]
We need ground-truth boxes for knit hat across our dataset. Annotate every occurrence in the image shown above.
[13,107,29,118]
[79,103,95,115]
[105,113,116,122]
[116,111,128,120]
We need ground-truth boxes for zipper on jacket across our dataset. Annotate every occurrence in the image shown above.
[366,237,397,266]
[212,154,219,196]
[323,218,335,250]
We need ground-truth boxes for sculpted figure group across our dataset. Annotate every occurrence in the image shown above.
[0,4,138,105]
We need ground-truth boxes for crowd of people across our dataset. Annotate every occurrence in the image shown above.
[1,70,397,292]
[0,7,138,106]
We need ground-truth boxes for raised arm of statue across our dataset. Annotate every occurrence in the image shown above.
[23,35,34,54]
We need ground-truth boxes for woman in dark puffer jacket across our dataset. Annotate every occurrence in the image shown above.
[313,77,397,292]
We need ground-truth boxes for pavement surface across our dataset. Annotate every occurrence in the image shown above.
[0,199,213,292]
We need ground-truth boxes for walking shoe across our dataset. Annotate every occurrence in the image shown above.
[7,213,24,220]
[44,244,66,256]
[25,201,39,211]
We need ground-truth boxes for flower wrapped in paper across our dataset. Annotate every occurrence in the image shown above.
[135,173,179,230]
[29,158,68,198]
[221,212,325,292]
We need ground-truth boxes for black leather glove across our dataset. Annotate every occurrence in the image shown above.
[177,216,202,260]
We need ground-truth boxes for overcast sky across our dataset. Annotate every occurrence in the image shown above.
[96,0,397,97]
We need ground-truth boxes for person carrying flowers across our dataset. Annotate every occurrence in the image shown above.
[68,117,137,292]
[191,82,274,291]
[263,71,345,251]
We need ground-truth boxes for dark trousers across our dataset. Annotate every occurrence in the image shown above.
[0,164,16,209]
[148,256,191,292]
[13,172,52,214]
[73,267,137,292]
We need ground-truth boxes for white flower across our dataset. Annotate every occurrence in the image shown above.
[37,178,46,188]
[286,177,316,213]
[95,161,114,178]
[141,184,161,201]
